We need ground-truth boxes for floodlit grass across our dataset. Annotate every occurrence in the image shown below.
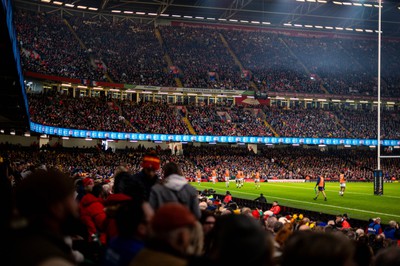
[192,181,400,223]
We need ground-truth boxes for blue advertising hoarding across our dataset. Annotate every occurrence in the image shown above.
[30,122,400,147]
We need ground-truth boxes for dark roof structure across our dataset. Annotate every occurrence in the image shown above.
[14,0,400,36]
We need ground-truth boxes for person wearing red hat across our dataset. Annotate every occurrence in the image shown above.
[130,203,202,266]
[114,151,160,200]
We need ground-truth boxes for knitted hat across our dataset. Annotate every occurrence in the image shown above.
[152,203,197,233]
[141,152,160,170]
[104,193,132,205]
[82,177,94,187]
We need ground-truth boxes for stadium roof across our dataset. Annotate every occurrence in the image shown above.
[14,0,400,36]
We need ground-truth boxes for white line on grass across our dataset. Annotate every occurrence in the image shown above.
[265,183,400,199]
[200,185,400,219]
[230,190,400,218]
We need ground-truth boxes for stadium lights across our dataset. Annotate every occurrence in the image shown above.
[111,10,121,13]
[317,99,327,101]
[369,145,376,148]
[0,129,4,133]
[53,1,63,5]
[160,13,170,17]
[294,24,303,27]
[40,0,51,3]
[355,28,364,32]
[290,98,299,100]
[394,146,400,149]
[207,18,216,20]
[109,89,120,92]
[217,94,227,97]
[314,25,323,29]
[318,144,326,147]
[305,25,313,28]
[345,28,353,31]
[85,138,93,141]
[173,92,183,95]
[62,137,69,140]
[183,15,193,18]
[124,11,133,14]
[229,19,238,22]
[304,98,313,101]
[196,16,205,19]
[233,95,242,98]
[77,5,87,9]
[317,0,327,3]
[93,87,103,90]
[251,21,260,24]
[158,92,168,95]
[61,83,71,87]
[65,4,74,8]
[344,145,351,148]
[24,132,31,137]
[332,99,341,102]
[284,23,292,26]
[40,134,48,138]
[240,20,249,23]
[306,0,316,2]
[218,18,227,21]
[360,100,369,103]
[187,93,198,96]
[262,22,271,25]
[77,85,87,89]
[129,140,138,143]
[387,102,395,105]
[142,91,152,94]
[88,7,98,11]
[335,27,344,30]
[202,94,212,96]
[346,100,355,102]
[136,12,146,15]
[332,1,382,8]
[125,90,136,93]
[292,144,300,146]
[10,130,16,135]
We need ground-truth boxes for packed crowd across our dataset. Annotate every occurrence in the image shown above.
[159,26,248,90]
[15,9,400,97]
[117,100,189,135]
[68,17,175,86]
[2,144,400,266]
[186,104,273,136]
[15,10,97,80]
[28,91,400,139]
[2,143,398,185]
[28,93,132,132]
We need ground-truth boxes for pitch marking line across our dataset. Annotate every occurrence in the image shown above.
[264,183,400,199]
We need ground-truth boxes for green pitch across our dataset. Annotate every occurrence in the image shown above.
[192,181,400,224]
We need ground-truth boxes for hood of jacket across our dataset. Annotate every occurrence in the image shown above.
[164,174,188,191]
[80,193,102,207]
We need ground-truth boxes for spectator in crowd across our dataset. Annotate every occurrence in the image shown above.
[254,193,267,203]
[264,201,281,217]
[150,162,201,219]
[130,203,203,266]
[280,231,356,266]
[102,199,154,266]
[383,220,399,241]
[374,246,400,266]
[79,183,107,245]
[205,214,274,266]
[368,217,383,235]
[11,169,80,266]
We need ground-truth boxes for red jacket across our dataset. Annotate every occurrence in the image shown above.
[79,193,106,243]
[270,205,281,215]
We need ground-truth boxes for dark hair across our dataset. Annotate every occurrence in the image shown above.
[208,214,274,266]
[163,162,182,178]
[115,200,145,237]
[91,183,103,198]
[280,231,355,266]
[15,168,75,220]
